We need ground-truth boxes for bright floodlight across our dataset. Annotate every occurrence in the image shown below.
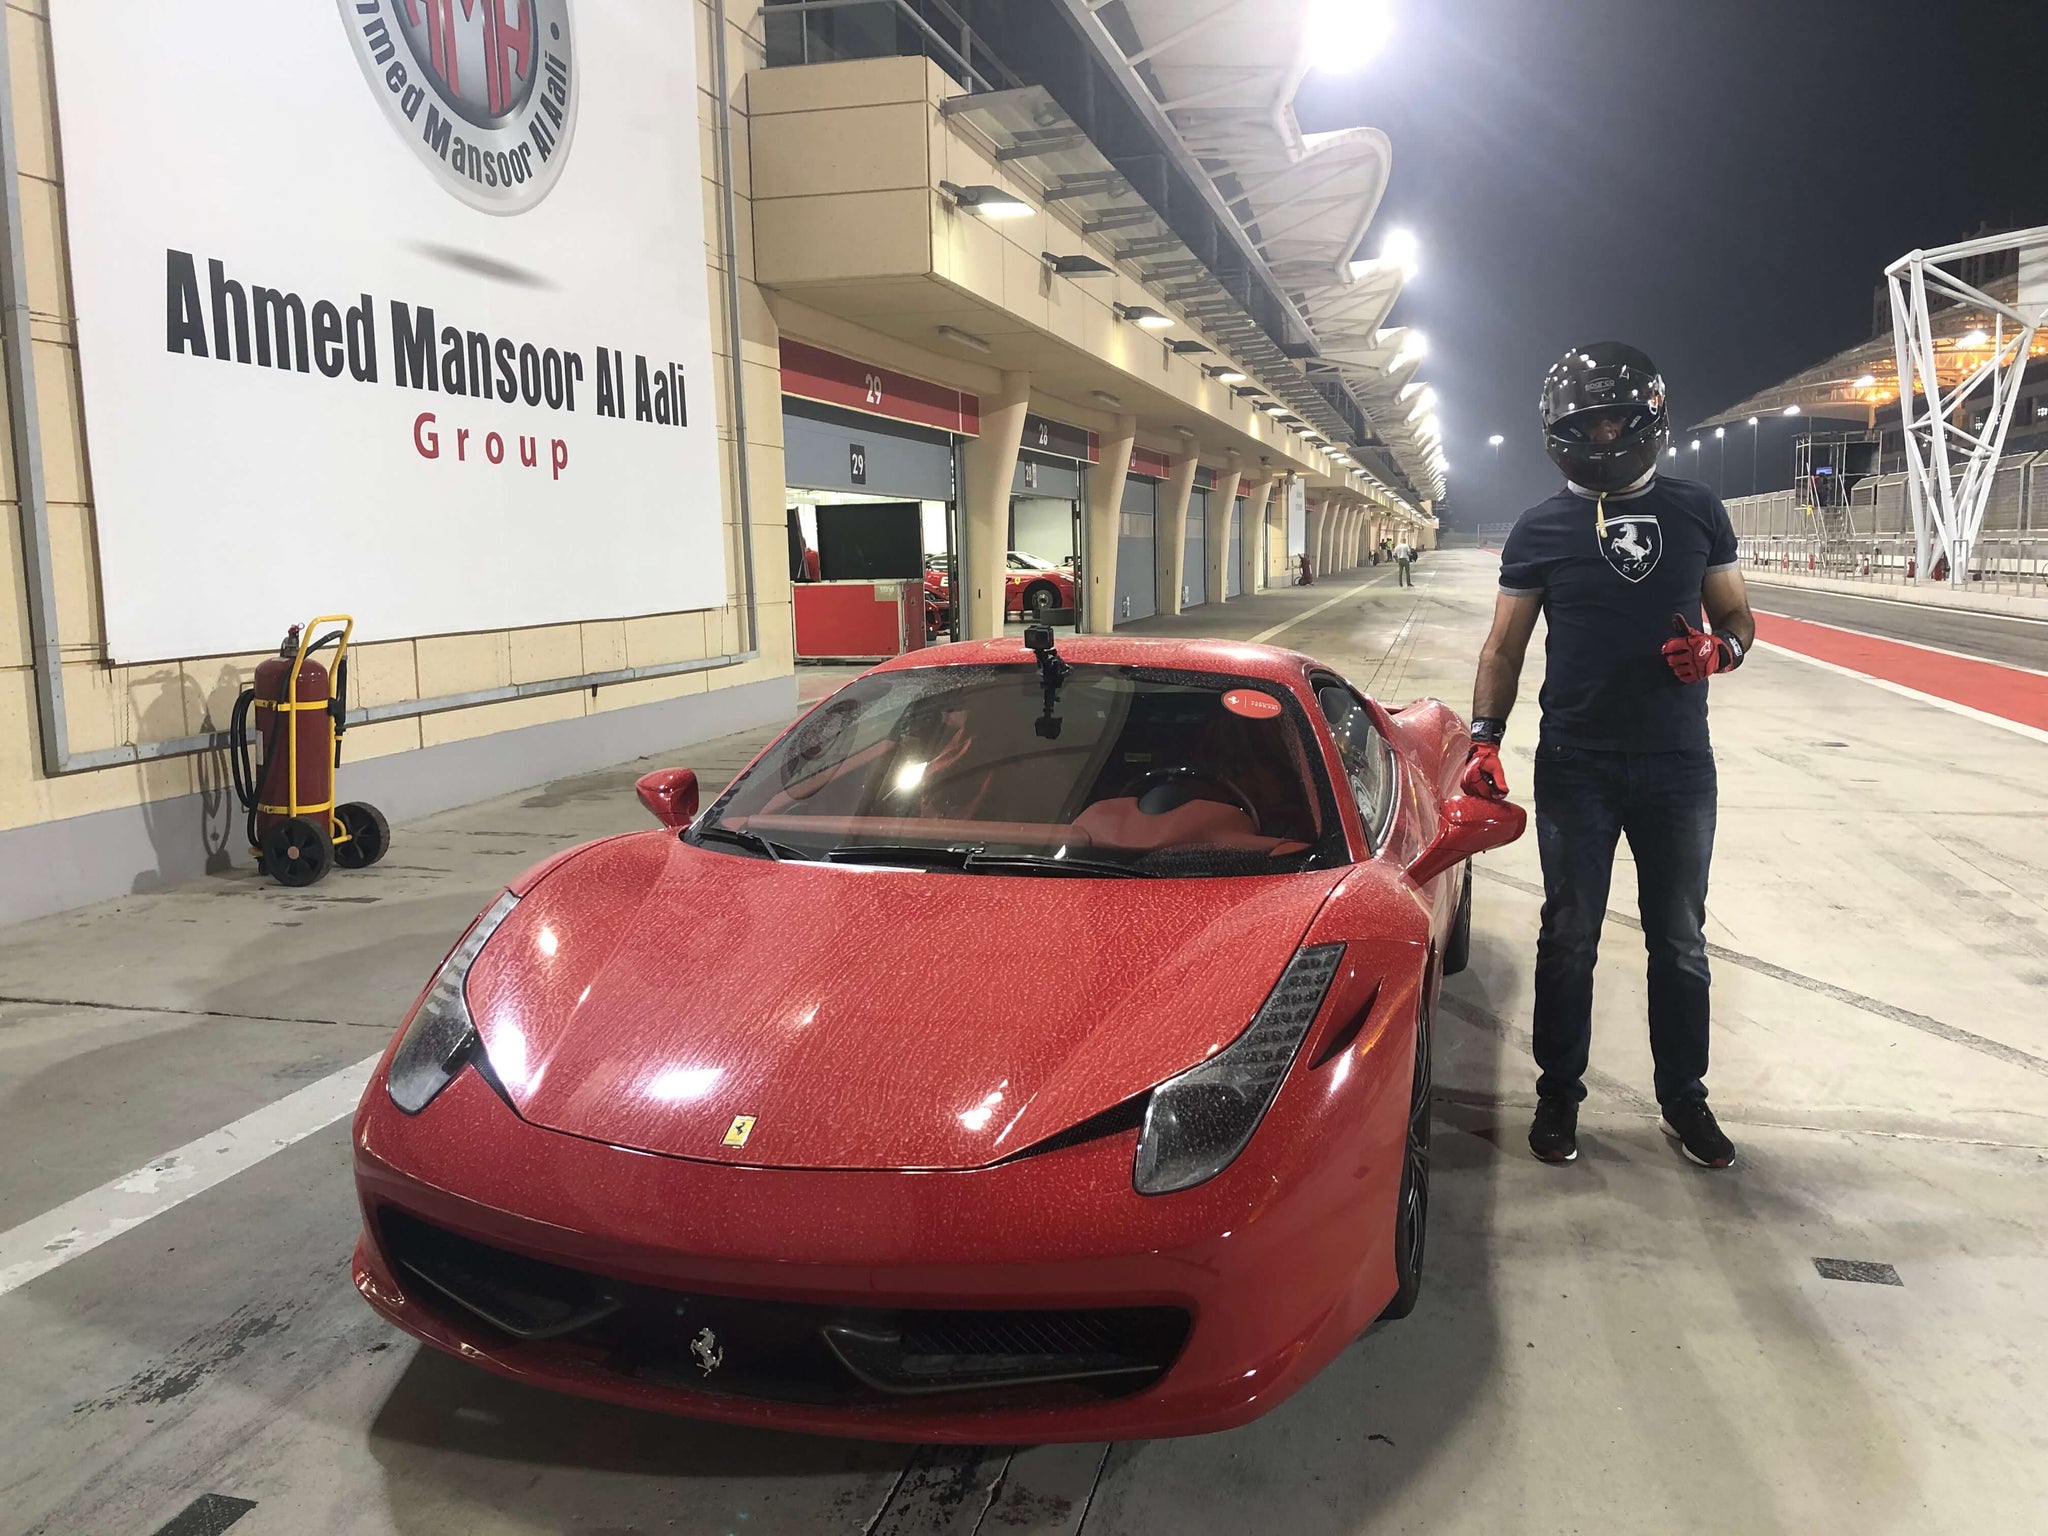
[1379,227,1420,278]
[1714,426,1725,438]
[1783,404,1801,416]
[1392,329,1428,367]
[1960,328,1989,348]
[1854,372,1878,388]
[1487,433,1504,446]
[1746,415,1759,426]
[1666,446,1678,458]
[1307,0,1393,74]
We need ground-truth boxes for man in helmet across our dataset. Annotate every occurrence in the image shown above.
[1461,342,1754,1170]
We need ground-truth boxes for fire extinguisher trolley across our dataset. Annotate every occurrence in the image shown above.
[229,614,391,887]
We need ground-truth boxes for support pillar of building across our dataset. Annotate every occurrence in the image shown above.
[1341,505,1361,570]
[1082,414,1137,634]
[1241,473,1275,593]
[1207,463,1240,601]
[959,371,1030,639]
[1155,450,1200,616]
[1305,498,1330,580]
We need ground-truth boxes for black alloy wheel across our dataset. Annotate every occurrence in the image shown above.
[1442,863,1474,976]
[262,815,334,888]
[1024,582,1058,619]
[333,801,392,869]
[1381,984,1433,1320]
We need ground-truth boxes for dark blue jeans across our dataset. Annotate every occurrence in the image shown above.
[1531,742,1717,1108]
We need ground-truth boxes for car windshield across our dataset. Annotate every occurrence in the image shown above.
[697,664,1344,877]
[1009,552,1056,571]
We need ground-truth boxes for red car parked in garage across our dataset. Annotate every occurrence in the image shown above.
[924,552,1077,634]
[351,634,1525,1442]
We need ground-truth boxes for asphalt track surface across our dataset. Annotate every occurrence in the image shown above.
[1746,581,2048,672]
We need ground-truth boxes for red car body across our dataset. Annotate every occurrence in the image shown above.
[351,637,1519,1442]
[924,554,1077,631]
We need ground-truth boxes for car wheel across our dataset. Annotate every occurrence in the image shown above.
[1380,984,1432,1321]
[1024,583,1058,619]
[1442,863,1473,976]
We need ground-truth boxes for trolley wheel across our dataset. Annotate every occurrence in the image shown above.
[262,816,333,888]
[333,801,391,869]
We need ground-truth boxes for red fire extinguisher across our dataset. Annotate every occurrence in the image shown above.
[229,616,389,887]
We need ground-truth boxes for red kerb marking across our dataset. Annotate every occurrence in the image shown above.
[1753,610,2048,731]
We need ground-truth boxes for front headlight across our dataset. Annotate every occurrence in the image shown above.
[1133,944,1345,1195]
[387,892,521,1114]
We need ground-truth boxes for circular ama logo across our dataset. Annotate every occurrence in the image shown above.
[339,0,577,215]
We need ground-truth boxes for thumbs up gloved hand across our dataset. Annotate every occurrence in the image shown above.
[1662,612,1743,685]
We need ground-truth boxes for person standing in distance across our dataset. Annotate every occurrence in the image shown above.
[1394,536,1415,586]
[1460,342,1755,1168]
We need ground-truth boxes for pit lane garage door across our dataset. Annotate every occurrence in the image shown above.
[1225,495,1244,598]
[1117,475,1157,624]
[1183,485,1208,608]
[782,400,955,501]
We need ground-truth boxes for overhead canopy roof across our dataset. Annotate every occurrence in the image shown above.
[1056,0,1444,502]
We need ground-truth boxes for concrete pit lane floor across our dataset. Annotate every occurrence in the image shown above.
[5,551,2048,1535]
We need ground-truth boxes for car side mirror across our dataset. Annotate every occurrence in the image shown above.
[1406,793,1527,887]
[636,768,700,829]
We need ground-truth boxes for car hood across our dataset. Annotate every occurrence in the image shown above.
[464,832,1344,1171]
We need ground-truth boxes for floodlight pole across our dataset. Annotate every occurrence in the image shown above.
[1886,227,2048,586]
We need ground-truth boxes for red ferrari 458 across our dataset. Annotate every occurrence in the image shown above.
[352,634,1524,1442]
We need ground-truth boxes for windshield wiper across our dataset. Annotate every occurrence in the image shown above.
[822,843,974,869]
[691,824,806,862]
[822,844,1149,878]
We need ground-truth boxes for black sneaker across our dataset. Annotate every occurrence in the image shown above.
[1528,1096,1578,1163]
[1661,1100,1735,1168]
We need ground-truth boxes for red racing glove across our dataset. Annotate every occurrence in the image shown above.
[1461,742,1509,800]
[1662,613,1742,685]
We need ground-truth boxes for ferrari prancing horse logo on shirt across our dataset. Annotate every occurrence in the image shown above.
[1599,512,1662,583]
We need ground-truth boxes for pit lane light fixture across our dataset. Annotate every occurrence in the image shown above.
[1264,403,1289,416]
[1855,373,1878,388]
[940,181,1032,219]
[1306,0,1393,75]
[936,324,992,354]
[1207,366,1248,383]
[1783,404,1801,416]
[1171,339,1214,355]
[1116,303,1174,330]
[1090,389,1123,407]
[1042,252,1113,276]
[1960,328,1990,348]
[1488,433,1504,446]
[1392,330,1428,369]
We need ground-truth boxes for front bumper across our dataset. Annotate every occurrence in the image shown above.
[351,1051,1406,1442]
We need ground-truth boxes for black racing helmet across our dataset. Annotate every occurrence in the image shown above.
[1540,342,1670,493]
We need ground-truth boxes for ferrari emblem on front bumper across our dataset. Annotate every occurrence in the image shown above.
[723,1114,757,1148]
[690,1326,723,1376]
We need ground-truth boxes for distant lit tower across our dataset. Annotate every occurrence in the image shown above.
[1888,227,2048,585]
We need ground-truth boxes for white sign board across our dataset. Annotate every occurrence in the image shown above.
[1286,477,1307,557]
[48,1,724,661]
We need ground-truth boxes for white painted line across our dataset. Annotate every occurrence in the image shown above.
[1249,571,1401,645]
[0,1053,380,1298]
[1753,606,2048,680]
[1754,641,2048,747]
[1748,580,2048,627]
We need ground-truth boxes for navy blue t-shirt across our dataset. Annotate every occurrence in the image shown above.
[1498,475,1738,751]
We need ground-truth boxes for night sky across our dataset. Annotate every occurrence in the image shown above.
[1294,0,2048,526]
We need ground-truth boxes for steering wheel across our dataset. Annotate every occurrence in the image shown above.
[1130,767,1261,833]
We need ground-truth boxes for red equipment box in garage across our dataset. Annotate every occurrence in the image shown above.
[793,580,928,662]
